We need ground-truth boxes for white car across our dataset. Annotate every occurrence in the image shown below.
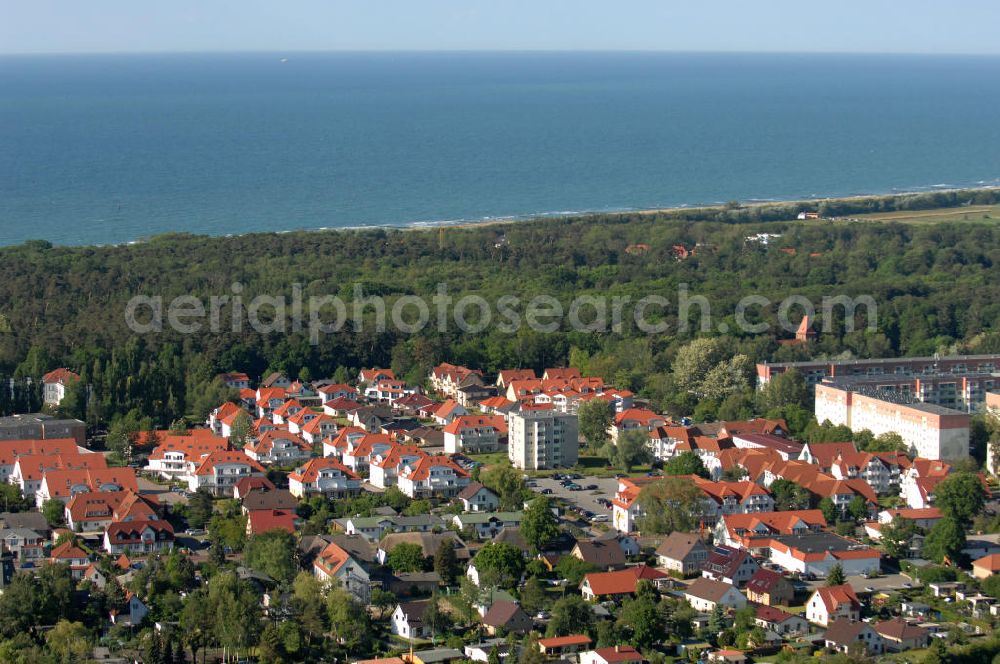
[590,514,610,523]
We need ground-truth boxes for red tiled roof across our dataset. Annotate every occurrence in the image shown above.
[537,635,592,649]
[289,457,360,483]
[400,455,468,481]
[193,450,265,476]
[42,368,80,385]
[247,509,296,535]
[42,467,138,498]
[583,565,666,596]
[813,584,861,613]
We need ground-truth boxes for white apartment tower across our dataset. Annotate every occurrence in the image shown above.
[507,405,579,470]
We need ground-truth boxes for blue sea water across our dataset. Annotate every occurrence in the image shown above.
[1,51,999,247]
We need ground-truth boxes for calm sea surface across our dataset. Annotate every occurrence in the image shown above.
[1,51,999,246]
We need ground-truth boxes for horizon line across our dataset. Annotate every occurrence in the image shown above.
[3,47,1000,58]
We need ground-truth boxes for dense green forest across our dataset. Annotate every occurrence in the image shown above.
[2,188,1000,428]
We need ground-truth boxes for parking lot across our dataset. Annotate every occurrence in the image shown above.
[529,475,621,522]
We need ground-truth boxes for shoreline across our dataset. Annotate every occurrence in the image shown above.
[9,183,1000,250]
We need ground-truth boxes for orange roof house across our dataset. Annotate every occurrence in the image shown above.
[246,509,297,536]
[580,565,668,600]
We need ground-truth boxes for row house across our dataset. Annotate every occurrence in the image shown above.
[369,444,428,489]
[12,452,108,502]
[829,450,907,495]
[443,415,505,454]
[714,510,827,552]
[298,414,337,445]
[496,369,537,389]
[103,520,175,555]
[693,477,775,522]
[610,408,668,443]
[255,387,288,419]
[271,398,304,425]
[0,438,79,482]
[64,490,158,532]
[397,455,470,499]
[288,457,362,498]
[144,434,230,479]
[429,363,484,399]
[322,426,367,459]
[186,449,266,496]
[340,433,395,475]
[35,466,138,508]
[285,407,320,435]
[244,431,312,465]
[208,402,246,436]
[365,379,419,403]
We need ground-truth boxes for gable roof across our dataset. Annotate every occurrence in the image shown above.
[824,617,873,646]
[973,553,1000,572]
[874,617,929,641]
[193,450,265,476]
[400,455,469,481]
[582,565,666,596]
[42,368,80,385]
[684,577,739,603]
[289,457,360,483]
[481,600,528,628]
[746,568,788,595]
[755,604,799,625]
[574,540,627,568]
[247,509,297,535]
[458,482,496,501]
[42,467,138,498]
[813,584,860,613]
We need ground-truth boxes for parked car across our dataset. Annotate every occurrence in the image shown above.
[540,488,553,495]
[184,528,205,536]
[585,484,598,490]
[591,514,610,523]
[568,484,583,491]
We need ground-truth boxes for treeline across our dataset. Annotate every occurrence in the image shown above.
[1,188,1000,427]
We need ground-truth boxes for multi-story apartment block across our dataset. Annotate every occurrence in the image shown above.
[507,404,579,470]
[815,380,969,461]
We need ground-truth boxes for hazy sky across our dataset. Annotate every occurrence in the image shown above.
[3,1,1000,56]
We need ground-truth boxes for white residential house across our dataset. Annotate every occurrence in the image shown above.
[397,456,471,499]
[369,445,428,489]
[391,601,433,640]
[458,483,500,512]
[288,458,362,498]
[443,416,502,454]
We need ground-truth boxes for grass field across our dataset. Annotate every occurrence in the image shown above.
[840,204,1000,225]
